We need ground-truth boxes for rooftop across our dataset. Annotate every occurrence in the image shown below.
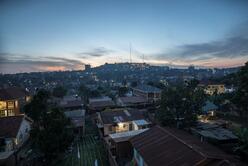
[100,109,145,124]
[0,115,25,138]
[64,109,86,118]
[202,101,218,113]
[109,128,149,142]
[0,87,29,100]
[130,125,234,166]
[89,96,112,103]
[118,96,147,104]
[133,119,149,126]
[89,100,115,110]
[133,85,161,93]
[59,100,83,108]
[192,122,238,141]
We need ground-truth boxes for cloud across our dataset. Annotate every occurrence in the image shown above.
[149,22,248,65]
[0,53,85,73]
[77,47,114,58]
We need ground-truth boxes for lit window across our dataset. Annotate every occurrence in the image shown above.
[0,110,7,117]
[0,101,7,110]
[7,102,14,109]
[8,110,15,116]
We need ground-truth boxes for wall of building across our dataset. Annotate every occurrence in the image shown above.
[205,85,225,95]
[103,122,132,136]
[16,119,31,148]
[133,148,144,166]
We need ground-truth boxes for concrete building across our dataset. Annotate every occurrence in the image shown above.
[204,84,225,95]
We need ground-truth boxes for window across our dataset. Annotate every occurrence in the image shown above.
[0,110,7,117]
[0,101,7,110]
[7,102,14,109]
[7,110,15,116]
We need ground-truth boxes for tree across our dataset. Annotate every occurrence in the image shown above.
[24,90,73,163]
[52,86,67,98]
[232,62,248,121]
[157,81,206,128]
[24,90,50,122]
[235,128,248,161]
[118,87,128,97]
[31,108,73,163]
[79,84,101,102]
[131,81,137,87]
[79,84,90,102]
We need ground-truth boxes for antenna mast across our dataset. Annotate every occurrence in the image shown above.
[129,43,132,63]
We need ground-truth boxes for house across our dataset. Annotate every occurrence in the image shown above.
[58,95,83,111]
[116,96,148,108]
[204,84,225,95]
[64,109,86,136]
[97,108,150,136]
[0,88,31,117]
[191,122,238,144]
[202,101,218,117]
[132,85,161,102]
[88,96,115,112]
[97,108,150,166]
[130,125,237,166]
[0,115,32,166]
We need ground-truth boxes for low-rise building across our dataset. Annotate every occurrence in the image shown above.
[204,84,225,95]
[130,125,237,166]
[0,88,31,117]
[191,122,238,144]
[202,101,218,117]
[116,96,148,107]
[58,95,84,111]
[132,85,161,102]
[64,109,86,136]
[97,108,150,136]
[88,96,115,112]
[97,108,150,166]
[0,115,32,166]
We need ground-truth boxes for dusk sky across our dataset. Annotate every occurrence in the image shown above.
[1,0,248,73]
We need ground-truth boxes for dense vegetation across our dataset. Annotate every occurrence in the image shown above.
[24,90,73,164]
[157,80,206,128]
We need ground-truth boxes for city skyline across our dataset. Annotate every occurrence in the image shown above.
[1,0,248,73]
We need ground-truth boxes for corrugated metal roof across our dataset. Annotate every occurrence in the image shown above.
[130,126,234,166]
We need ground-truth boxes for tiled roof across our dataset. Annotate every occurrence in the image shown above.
[130,126,234,166]
[0,115,24,138]
[100,109,145,124]
[0,87,29,100]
